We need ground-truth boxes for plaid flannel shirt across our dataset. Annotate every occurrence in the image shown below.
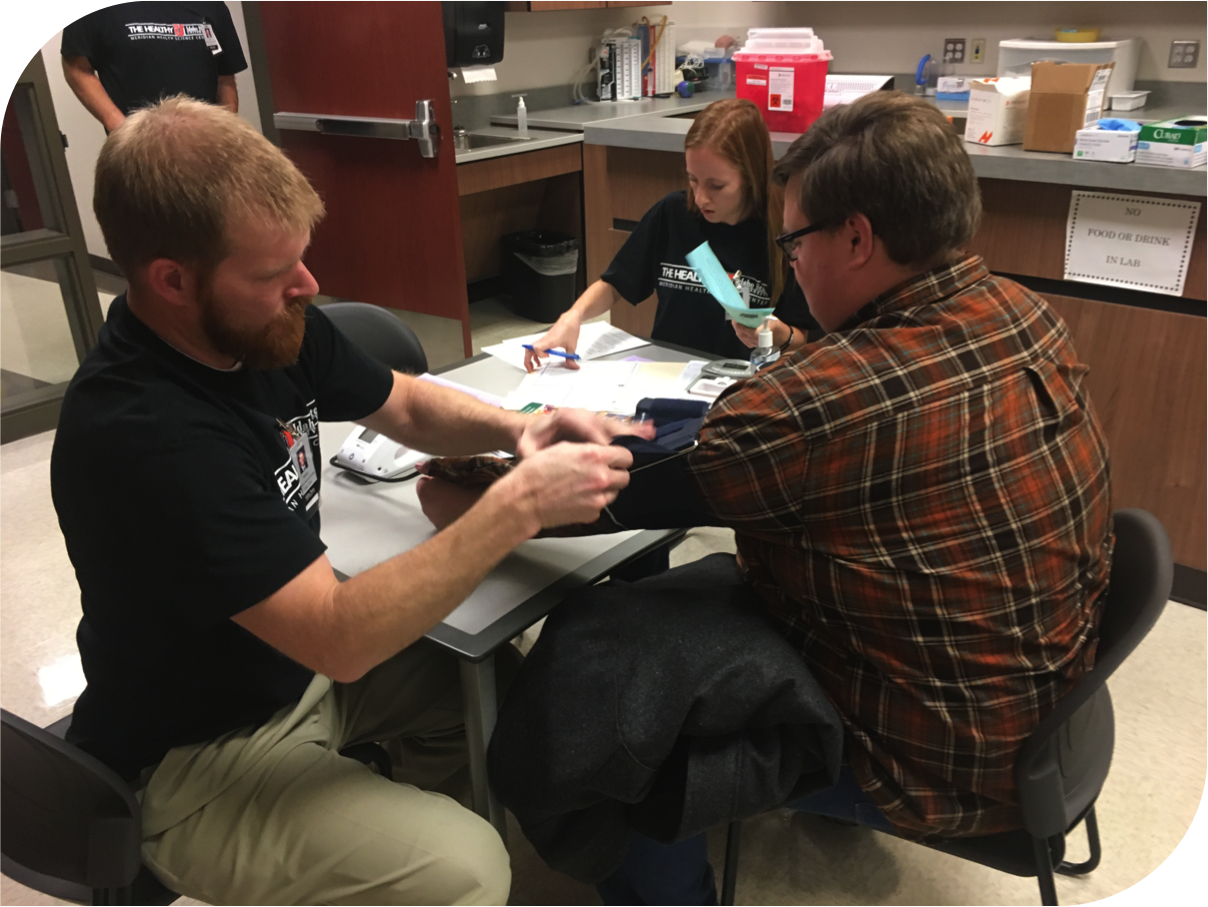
[687,256,1112,836]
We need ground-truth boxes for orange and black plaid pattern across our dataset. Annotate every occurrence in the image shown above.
[687,256,1113,836]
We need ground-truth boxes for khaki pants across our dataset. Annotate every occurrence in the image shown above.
[138,641,512,905]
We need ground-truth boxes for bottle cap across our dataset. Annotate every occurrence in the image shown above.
[758,327,773,348]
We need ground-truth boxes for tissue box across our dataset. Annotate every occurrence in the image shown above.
[936,76,971,101]
[1024,61,1114,153]
[1136,117,1207,169]
[1073,125,1138,163]
[964,77,1030,146]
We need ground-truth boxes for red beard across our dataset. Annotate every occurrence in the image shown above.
[198,289,311,370]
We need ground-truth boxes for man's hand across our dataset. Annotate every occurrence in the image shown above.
[516,409,655,459]
[523,315,582,372]
[496,442,633,530]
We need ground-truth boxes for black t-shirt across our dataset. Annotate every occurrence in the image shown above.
[601,191,816,360]
[51,297,393,779]
[61,2,247,115]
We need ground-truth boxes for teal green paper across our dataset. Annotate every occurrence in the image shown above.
[685,241,775,329]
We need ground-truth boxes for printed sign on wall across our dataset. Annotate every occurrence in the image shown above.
[1065,192,1202,297]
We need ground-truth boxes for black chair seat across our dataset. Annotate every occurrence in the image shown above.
[721,509,1173,906]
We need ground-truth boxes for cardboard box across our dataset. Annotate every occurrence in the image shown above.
[964,77,1030,146]
[1023,61,1114,153]
[1136,116,1207,169]
[1073,125,1138,163]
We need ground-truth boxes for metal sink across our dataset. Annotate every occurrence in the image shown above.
[454,130,532,152]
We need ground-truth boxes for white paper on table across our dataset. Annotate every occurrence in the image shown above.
[481,322,650,371]
[504,360,639,412]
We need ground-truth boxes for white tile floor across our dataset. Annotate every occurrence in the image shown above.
[1,281,1204,906]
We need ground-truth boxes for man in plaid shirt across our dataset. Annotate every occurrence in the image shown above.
[419,91,1113,899]
[687,91,1112,838]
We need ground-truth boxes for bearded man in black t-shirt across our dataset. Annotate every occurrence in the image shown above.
[50,97,647,906]
[61,2,247,132]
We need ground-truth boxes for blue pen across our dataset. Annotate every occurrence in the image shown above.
[522,344,581,361]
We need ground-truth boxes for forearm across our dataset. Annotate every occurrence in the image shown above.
[770,318,809,353]
[359,372,529,456]
[216,75,238,113]
[324,479,538,679]
[62,57,125,131]
[562,280,622,327]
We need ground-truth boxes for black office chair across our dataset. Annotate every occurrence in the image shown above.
[720,508,1173,907]
[1,711,393,906]
[323,300,429,374]
[1,710,177,905]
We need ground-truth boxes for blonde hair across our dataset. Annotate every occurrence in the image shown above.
[684,99,784,303]
[94,96,325,279]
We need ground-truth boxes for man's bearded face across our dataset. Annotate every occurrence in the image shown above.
[198,277,311,369]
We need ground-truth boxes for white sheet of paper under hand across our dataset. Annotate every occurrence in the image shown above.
[685,241,775,328]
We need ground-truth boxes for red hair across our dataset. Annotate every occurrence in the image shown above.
[685,99,784,303]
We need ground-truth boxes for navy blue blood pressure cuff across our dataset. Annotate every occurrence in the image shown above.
[607,398,723,530]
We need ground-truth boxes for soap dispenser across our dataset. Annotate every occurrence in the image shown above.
[513,94,528,137]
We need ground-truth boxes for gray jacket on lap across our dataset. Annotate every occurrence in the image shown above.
[487,554,844,882]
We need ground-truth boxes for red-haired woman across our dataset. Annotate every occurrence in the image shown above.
[523,98,816,371]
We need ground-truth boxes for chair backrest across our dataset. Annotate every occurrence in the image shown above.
[322,301,429,374]
[1,708,143,900]
[1015,509,1173,838]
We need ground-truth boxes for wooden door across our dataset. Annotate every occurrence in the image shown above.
[257,2,472,355]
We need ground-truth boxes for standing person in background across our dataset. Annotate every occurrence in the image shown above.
[62,2,246,132]
[524,98,818,371]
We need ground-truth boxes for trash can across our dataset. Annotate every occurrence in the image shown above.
[502,230,580,323]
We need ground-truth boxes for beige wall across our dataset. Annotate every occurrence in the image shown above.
[36,2,260,259]
[452,0,1206,100]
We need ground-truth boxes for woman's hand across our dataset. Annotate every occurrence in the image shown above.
[524,315,582,372]
[731,317,790,349]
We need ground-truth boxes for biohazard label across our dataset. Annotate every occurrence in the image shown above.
[769,68,795,111]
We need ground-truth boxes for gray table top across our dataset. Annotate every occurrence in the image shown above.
[317,345,690,661]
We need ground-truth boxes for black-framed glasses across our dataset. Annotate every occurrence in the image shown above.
[775,223,827,262]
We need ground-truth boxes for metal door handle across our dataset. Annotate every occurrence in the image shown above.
[273,100,442,158]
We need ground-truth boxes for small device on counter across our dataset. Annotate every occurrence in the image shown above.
[333,426,430,482]
[702,359,756,380]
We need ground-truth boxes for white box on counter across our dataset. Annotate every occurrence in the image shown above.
[1073,126,1138,163]
[964,77,1030,146]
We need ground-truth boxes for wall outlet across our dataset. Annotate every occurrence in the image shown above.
[1169,40,1200,69]
[943,38,966,65]
[970,37,986,64]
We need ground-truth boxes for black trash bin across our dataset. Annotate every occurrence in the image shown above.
[502,230,580,323]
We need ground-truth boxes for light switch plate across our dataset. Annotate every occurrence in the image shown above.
[970,38,986,64]
[1169,40,1200,69]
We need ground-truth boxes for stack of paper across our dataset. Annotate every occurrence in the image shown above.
[482,322,650,371]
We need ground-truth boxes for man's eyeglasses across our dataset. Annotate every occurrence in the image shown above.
[774,223,827,262]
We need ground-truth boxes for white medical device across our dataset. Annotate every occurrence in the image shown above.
[333,427,429,482]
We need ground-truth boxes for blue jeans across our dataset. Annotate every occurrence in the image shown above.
[597,765,889,905]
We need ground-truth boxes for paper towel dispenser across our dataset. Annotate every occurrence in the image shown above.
[443,2,504,68]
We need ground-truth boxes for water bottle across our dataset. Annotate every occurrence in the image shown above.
[749,326,780,370]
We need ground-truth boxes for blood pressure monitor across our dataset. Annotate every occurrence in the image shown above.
[332,427,430,482]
